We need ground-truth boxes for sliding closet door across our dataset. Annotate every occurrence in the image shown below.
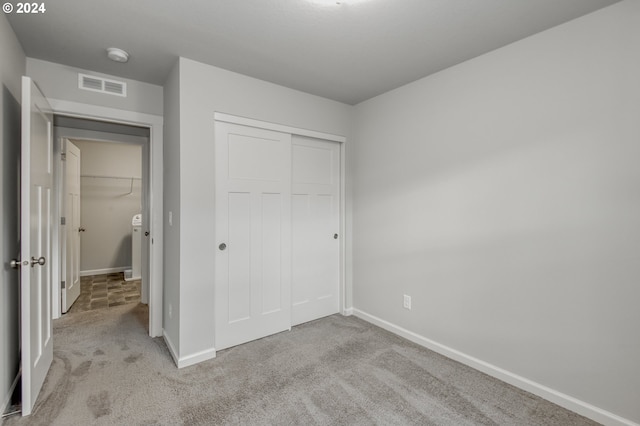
[214,122,292,350]
[291,136,341,325]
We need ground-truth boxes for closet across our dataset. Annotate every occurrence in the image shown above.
[214,116,343,350]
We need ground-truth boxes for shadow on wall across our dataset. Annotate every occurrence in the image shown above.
[2,84,21,400]
[113,234,132,268]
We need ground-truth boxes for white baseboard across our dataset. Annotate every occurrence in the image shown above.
[352,309,638,426]
[343,307,354,316]
[80,267,129,277]
[177,347,217,369]
[1,369,20,417]
[163,331,216,369]
[123,269,141,282]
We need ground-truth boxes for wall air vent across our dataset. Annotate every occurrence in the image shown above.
[78,73,127,97]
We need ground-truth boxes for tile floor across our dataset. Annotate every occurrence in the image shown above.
[68,272,141,314]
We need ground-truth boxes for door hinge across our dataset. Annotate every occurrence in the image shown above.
[61,216,66,225]
[61,280,66,289]
[61,152,67,161]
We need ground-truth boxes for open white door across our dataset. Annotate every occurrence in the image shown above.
[20,76,54,416]
[62,140,81,312]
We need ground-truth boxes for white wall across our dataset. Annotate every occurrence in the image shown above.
[72,140,142,274]
[26,58,163,116]
[162,61,181,353]
[0,13,25,414]
[352,1,640,424]
[173,58,352,362]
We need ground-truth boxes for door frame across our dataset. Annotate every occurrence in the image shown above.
[56,132,148,309]
[213,112,348,316]
[49,99,163,337]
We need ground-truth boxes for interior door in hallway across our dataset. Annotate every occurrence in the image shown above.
[20,76,53,416]
[291,136,340,325]
[62,140,81,313]
[214,122,292,350]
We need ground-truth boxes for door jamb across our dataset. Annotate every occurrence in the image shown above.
[48,99,163,337]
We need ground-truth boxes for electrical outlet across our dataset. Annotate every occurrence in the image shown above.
[403,294,411,310]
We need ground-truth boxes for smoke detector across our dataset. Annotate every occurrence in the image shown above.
[107,47,129,63]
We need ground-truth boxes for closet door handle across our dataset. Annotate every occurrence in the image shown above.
[219,243,227,251]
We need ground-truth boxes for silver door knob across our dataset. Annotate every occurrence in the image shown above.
[79,227,86,232]
[219,243,227,251]
[334,234,339,239]
[10,259,22,269]
[31,256,46,267]
[144,231,150,237]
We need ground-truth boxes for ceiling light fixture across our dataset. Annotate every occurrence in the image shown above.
[106,47,129,63]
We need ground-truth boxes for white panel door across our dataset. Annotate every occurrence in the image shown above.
[20,77,53,416]
[291,136,340,325]
[62,140,81,313]
[215,122,292,350]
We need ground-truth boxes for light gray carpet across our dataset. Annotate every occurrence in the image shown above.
[5,304,598,425]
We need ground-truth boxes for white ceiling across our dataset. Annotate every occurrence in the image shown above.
[7,0,620,105]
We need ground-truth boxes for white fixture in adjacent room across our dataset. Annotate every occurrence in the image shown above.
[125,214,142,281]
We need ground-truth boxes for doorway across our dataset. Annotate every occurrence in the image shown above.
[61,136,144,314]
[13,78,164,416]
[54,116,150,313]
[46,105,163,337]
